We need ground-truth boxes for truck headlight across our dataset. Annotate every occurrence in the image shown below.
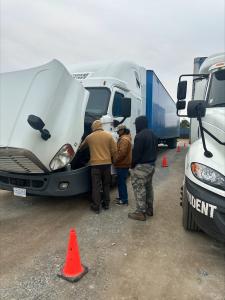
[191,162,225,191]
[50,144,75,171]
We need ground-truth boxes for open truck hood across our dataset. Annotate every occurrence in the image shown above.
[0,60,89,173]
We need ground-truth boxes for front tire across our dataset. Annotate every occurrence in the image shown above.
[182,184,199,231]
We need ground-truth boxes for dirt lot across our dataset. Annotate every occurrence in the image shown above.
[0,141,224,300]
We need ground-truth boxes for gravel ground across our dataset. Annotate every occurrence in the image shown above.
[0,141,224,300]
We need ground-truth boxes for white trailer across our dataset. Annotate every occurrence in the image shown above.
[177,53,225,242]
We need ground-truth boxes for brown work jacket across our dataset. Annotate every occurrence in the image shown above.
[114,134,132,168]
[81,129,117,166]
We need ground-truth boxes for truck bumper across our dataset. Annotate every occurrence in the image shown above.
[0,166,91,197]
[186,177,225,242]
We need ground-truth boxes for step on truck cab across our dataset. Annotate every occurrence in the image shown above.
[176,53,225,242]
[0,60,179,198]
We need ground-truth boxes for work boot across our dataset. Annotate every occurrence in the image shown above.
[146,208,153,217]
[128,211,146,221]
[90,206,100,214]
[102,202,109,210]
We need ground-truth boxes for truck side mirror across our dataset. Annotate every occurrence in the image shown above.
[176,101,186,110]
[187,100,206,118]
[27,114,51,141]
[177,81,187,100]
[112,97,131,118]
[28,115,45,130]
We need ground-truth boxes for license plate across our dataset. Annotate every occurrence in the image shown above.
[13,187,26,197]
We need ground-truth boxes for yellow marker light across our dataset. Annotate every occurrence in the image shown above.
[191,162,200,175]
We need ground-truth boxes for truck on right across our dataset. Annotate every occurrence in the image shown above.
[176,52,225,242]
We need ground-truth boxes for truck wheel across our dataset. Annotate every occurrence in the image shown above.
[167,138,177,149]
[182,185,199,231]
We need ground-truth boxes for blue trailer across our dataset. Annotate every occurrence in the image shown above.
[146,70,180,148]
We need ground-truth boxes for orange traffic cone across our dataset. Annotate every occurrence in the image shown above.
[162,155,168,167]
[58,229,88,282]
[176,145,181,152]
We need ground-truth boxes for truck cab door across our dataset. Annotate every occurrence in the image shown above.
[110,88,141,140]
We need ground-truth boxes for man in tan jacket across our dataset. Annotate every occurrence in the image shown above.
[80,120,117,213]
[114,124,132,205]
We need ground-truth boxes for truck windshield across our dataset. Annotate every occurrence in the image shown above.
[85,87,111,116]
[207,69,225,107]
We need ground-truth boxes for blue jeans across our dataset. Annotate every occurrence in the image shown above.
[116,168,129,203]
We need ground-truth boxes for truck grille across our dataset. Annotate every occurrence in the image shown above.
[0,148,46,174]
[0,175,44,188]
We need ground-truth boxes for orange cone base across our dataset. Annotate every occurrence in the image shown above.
[58,265,88,283]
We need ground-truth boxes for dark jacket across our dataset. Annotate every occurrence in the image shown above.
[132,116,157,168]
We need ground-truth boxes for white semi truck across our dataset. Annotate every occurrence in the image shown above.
[0,59,179,198]
[176,53,225,242]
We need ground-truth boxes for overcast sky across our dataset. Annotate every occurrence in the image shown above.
[0,0,224,98]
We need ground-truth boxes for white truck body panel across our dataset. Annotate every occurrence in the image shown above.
[186,53,225,196]
[190,53,225,143]
[180,53,225,241]
[0,60,89,172]
[68,60,144,98]
[185,137,225,197]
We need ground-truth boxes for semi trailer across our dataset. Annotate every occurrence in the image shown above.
[0,59,179,197]
[176,52,225,242]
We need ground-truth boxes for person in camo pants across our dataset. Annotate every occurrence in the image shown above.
[128,116,157,221]
[130,164,155,217]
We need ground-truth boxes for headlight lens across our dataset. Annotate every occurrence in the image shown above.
[191,162,225,191]
[50,144,75,171]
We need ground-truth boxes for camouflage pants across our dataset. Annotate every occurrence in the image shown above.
[130,164,155,213]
